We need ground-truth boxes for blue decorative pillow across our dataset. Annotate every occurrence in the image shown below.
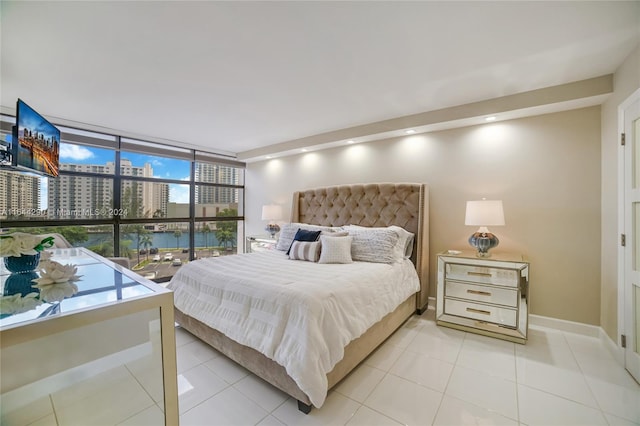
[286,228,322,255]
[276,223,336,251]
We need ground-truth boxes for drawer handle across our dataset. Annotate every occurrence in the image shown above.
[466,307,491,316]
[467,271,492,277]
[467,289,492,296]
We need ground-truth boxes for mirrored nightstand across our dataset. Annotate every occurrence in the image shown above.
[436,250,530,344]
[245,236,277,253]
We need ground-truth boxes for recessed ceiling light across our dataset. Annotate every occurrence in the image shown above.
[301,148,308,152]
[266,155,272,159]
[347,140,355,144]
[405,129,416,134]
[485,116,497,122]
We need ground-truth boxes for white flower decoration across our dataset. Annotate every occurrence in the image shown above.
[40,250,53,261]
[35,282,78,303]
[0,233,55,257]
[0,292,42,315]
[0,235,30,257]
[32,261,82,286]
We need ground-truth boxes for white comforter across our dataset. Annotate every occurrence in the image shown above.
[168,250,420,407]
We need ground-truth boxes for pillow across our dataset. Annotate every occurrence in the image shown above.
[289,240,321,262]
[286,228,322,255]
[276,223,335,251]
[318,235,353,264]
[346,224,415,261]
[343,226,399,263]
[388,225,415,259]
[321,230,349,238]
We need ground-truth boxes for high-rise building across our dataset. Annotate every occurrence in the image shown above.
[48,163,113,219]
[194,163,239,204]
[47,160,169,219]
[147,179,169,218]
[0,170,41,219]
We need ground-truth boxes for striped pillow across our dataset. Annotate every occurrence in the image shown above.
[288,240,321,262]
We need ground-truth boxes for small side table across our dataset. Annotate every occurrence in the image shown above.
[436,250,530,344]
[245,236,277,253]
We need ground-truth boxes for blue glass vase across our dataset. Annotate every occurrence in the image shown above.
[4,253,41,273]
[4,272,39,296]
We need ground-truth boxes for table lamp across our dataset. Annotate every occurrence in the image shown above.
[465,199,505,257]
[261,204,283,238]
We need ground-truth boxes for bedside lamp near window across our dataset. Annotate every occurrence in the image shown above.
[465,199,505,257]
[261,204,283,238]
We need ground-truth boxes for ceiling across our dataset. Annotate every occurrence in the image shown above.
[1,1,639,161]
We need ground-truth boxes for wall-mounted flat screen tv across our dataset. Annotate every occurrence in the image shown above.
[12,99,60,177]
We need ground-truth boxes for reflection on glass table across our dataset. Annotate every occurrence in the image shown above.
[1,248,153,327]
[0,247,178,426]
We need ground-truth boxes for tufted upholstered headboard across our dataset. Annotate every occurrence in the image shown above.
[291,183,429,312]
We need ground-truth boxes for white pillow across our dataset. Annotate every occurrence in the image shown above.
[318,235,353,264]
[346,224,414,261]
[321,230,349,237]
[342,226,399,264]
[276,223,336,251]
[388,225,415,259]
[289,240,321,262]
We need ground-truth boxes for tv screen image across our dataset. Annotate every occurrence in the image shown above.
[14,99,60,177]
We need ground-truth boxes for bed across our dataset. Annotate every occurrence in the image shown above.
[168,183,429,413]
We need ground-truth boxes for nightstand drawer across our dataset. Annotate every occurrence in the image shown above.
[444,298,517,328]
[445,280,518,307]
[446,263,519,287]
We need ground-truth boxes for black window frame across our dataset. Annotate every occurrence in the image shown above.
[0,115,245,280]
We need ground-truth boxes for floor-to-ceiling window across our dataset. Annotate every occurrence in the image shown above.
[0,114,245,282]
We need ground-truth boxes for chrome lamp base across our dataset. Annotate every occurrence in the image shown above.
[468,231,499,257]
[265,223,280,239]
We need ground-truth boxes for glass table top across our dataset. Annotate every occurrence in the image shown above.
[1,248,155,328]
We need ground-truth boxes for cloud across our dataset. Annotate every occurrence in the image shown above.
[60,144,94,161]
[169,184,190,204]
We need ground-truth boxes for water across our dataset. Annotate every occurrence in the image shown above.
[82,231,231,250]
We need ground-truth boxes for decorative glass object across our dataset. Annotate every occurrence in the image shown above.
[465,199,505,257]
[262,204,283,238]
[4,272,40,296]
[4,253,41,273]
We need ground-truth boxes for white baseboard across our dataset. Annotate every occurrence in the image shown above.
[600,327,625,365]
[427,296,436,311]
[528,314,625,367]
[430,299,626,366]
[529,314,600,337]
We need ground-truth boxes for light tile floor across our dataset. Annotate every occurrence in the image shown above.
[176,309,640,426]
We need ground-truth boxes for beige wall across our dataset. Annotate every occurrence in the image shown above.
[601,45,640,340]
[247,107,602,325]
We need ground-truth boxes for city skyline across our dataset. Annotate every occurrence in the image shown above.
[28,143,193,209]
[1,151,240,220]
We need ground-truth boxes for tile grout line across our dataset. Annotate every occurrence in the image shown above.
[560,331,610,421]
[513,336,521,424]
[428,330,468,425]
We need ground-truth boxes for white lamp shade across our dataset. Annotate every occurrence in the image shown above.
[465,200,505,226]
[261,204,283,221]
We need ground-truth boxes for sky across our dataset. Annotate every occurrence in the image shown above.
[3,114,194,209]
[35,143,193,208]
[59,143,191,180]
